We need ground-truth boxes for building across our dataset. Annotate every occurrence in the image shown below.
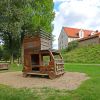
[58,27,95,50]
[78,33,100,46]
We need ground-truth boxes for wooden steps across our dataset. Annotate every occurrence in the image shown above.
[27,71,48,76]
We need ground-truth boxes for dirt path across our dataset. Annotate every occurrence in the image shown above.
[0,71,89,90]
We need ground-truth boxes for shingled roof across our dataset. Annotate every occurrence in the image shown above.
[78,32,100,42]
[63,27,94,38]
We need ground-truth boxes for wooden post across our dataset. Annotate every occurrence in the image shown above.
[39,52,42,65]
[21,43,24,67]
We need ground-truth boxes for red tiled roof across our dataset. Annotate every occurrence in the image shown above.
[78,32,100,42]
[63,27,94,38]
[63,27,79,38]
[83,30,94,37]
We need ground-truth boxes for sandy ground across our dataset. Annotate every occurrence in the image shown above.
[0,71,89,90]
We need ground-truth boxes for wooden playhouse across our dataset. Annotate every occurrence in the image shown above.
[22,30,64,79]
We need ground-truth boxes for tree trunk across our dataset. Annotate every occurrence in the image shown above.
[10,53,14,64]
[17,57,20,64]
[21,43,24,67]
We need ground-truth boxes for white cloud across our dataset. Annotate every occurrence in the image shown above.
[53,0,69,3]
[52,0,100,49]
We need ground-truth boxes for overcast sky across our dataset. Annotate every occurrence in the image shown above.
[52,0,100,49]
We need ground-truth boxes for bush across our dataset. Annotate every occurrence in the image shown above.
[66,41,78,52]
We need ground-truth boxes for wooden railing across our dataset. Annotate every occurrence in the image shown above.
[54,59,64,75]
[54,59,64,64]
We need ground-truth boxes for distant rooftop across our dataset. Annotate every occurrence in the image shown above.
[63,27,95,38]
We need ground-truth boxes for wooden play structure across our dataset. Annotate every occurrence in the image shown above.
[22,30,64,79]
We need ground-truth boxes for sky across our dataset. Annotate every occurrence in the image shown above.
[52,0,100,49]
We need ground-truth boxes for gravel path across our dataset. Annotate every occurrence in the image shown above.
[0,71,89,90]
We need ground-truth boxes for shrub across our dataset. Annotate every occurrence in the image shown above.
[66,41,78,52]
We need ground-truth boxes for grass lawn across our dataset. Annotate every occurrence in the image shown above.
[0,63,100,100]
[0,63,22,73]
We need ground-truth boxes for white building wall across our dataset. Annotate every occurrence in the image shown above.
[58,29,68,50]
[68,37,78,42]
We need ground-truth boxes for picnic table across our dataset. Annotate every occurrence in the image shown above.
[0,63,9,70]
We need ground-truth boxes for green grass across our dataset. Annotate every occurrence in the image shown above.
[64,64,100,100]
[0,63,22,73]
[0,85,40,100]
[9,63,23,71]
[0,64,100,100]
[62,45,100,64]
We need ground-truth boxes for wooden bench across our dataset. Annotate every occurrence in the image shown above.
[0,63,9,70]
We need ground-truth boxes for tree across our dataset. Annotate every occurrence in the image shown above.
[66,41,79,52]
[2,32,20,63]
[0,45,3,60]
[0,0,54,64]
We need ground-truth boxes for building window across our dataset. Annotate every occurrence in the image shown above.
[76,33,79,36]
[79,30,84,38]
[91,32,95,35]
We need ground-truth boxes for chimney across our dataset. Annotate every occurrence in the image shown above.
[95,30,98,33]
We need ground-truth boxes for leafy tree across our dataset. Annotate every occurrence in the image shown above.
[0,45,3,60]
[0,0,54,64]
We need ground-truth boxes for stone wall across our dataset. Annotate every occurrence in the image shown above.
[78,36,100,46]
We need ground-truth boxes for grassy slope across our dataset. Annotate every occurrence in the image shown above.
[62,45,100,63]
[0,64,100,100]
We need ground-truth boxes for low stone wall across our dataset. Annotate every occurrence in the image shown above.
[78,36,100,46]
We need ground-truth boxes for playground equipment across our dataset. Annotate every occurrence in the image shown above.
[22,30,64,79]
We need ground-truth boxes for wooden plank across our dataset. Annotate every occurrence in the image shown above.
[56,72,64,75]
[27,72,48,76]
